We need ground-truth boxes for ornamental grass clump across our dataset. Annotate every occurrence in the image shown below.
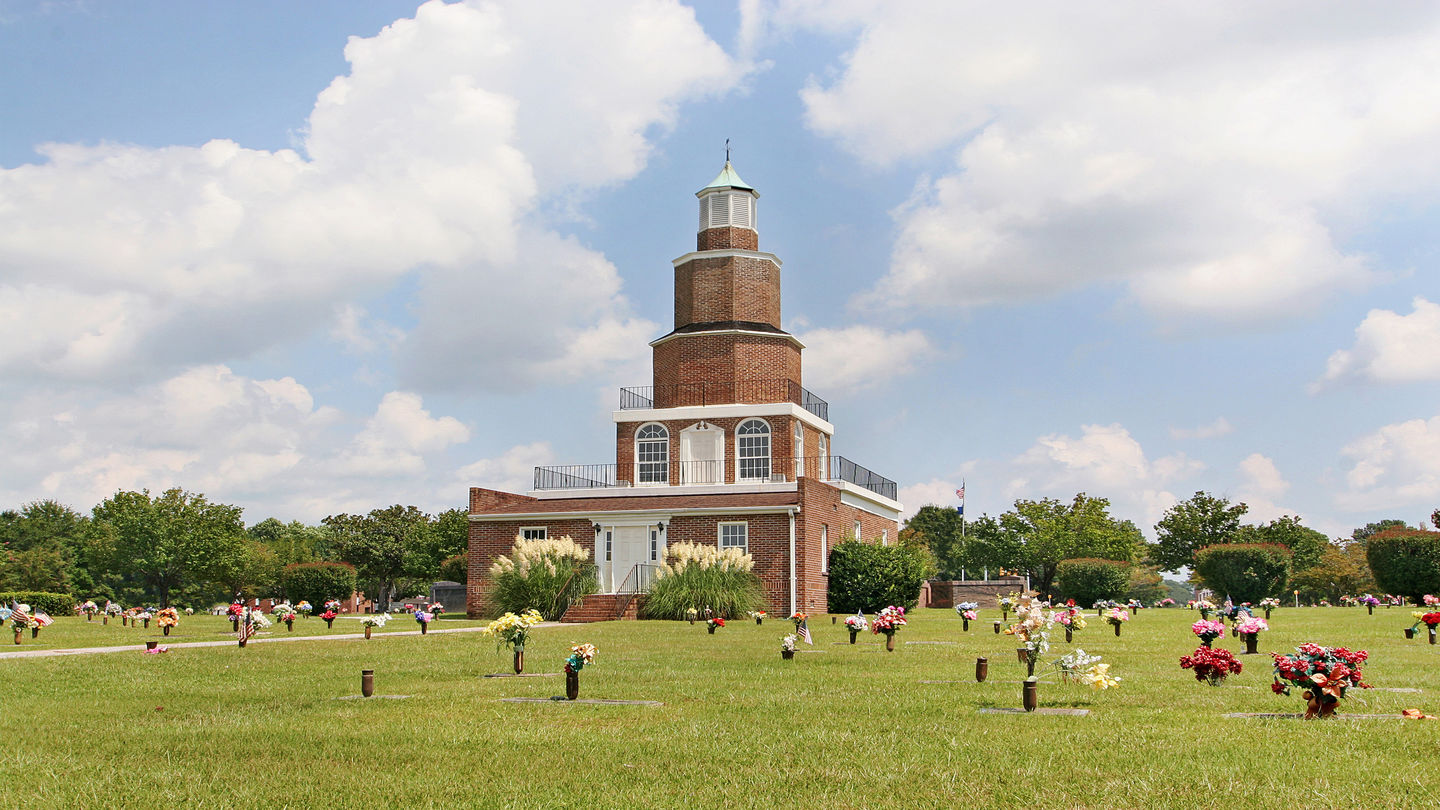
[489,535,597,621]
[1180,646,1243,686]
[641,542,764,620]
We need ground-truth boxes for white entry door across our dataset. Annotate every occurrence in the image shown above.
[680,423,724,484]
[607,525,649,592]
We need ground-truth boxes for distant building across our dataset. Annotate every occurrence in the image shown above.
[466,161,901,618]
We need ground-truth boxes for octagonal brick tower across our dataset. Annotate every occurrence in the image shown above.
[651,162,803,409]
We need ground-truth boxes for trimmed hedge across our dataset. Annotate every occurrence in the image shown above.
[279,562,357,610]
[1193,543,1291,603]
[1055,558,1132,606]
[826,540,932,614]
[1366,529,1440,603]
[0,591,74,615]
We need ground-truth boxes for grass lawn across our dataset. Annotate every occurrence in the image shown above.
[0,613,489,650]
[1,606,1436,809]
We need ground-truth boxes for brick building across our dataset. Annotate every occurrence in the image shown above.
[466,161,902,619]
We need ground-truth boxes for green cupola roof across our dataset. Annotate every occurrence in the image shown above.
[696,161,756,196]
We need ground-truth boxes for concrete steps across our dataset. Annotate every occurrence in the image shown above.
[560,594,643,623]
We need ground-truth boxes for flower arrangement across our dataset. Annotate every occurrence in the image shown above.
[1157,598,1175,607]
[271,602,294,618]
[143,645,168,655]
[1271,643,1370,718]
[1105,608,1129,626]
[1180,646,1244,686]
[360,613,390,628]
[415,610,434,624]
[156,608,179,628]
[1339,595,1358,607]
[1195,598,1217,618]
[961,609,978,621]
[1004,594,1052,675]
[707,617,726,630]
[781,634,797,653]
[997,594,1016,617]
[295,601,313,616]
[183,607,193,615]
[105,601,122,616]
[1126,599,1143,611]
[955,601,979,613]
[844,613,868,632]
[79,600,98,616]
[324,599,342,613]
[749,610,768,620]
[429,602,445,615]
[564,643,597,673]
[1235,616,1269,636]
[227,602,244,619]
[1053,649,1119,690]
[1411,611,1440,633]
[1055,607,1086,631]
[480,609,542,649]
[788,611,806,626]
[1424,595,1440,607]
[320,609,338,622]
[872,606,907,636]
[1192,619,1226,643]
[686,607,698,622]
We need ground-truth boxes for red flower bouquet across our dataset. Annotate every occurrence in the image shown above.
[1180,646,1242,686]
[1271,643,1370,719]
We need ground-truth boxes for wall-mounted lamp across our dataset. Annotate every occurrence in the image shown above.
[593,523,602,534]
[656,522,666,533]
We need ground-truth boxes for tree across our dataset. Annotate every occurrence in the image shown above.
[1125,564,1169,605]
[91,489,247,607]
[1366,528,1440,602]
[1232,516,1328,572]
[1054,558,1132,605]
[280,562,358,609]
[1000,493,1141,595]
[899,505,965,578]
[211,538,282,601]
[826,540,935,613]
[1193,543,1292,603]
[0,500,91,593]
[1151,492,1248,572]
[1290,543,1374,603]
[1352,519,1411,545]
[248,518,334,566]
[952,514,1025,577]
[323,505,432,611]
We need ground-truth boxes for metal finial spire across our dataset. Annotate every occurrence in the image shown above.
[725,138,730,163]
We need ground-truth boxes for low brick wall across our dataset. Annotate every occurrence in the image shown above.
[925,578,1027,609]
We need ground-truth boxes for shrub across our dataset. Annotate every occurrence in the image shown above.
[641,542,764,620]
[0,591,74,614]
[1055,558,1132,606]
[1366,529,1440,602]
[279,562,357,611]
[1193,544,1291,603]
[439,553,467,584]
[489,536,596,620]
[826,540,932,614]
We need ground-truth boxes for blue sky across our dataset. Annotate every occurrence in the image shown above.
[3,1,1439,544]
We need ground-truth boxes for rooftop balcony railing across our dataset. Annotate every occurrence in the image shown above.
[533,455,897,501]
[619,379,829,422]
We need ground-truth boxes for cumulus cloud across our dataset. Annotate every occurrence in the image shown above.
[0,0,738,388]
[456,441,557,495]
[1233,452,1294,523]
[771,3,1440,321]
[1170,417,1234,440]
[796,325,933,391]
[1339,414,1440,510]
[1318,297,1440,388]
[897,478,964,521]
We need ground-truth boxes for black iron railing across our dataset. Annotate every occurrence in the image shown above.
[532,455,897,501]
[618,379,829,422]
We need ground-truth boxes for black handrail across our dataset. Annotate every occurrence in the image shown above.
[532,456,897,500]
[619,380,829,422]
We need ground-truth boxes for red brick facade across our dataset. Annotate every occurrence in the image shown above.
[651,333,801,403]
[673,254,781,329]
[697,226,757,251]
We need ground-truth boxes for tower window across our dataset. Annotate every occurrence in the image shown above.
[636,423,669,484]
[736,419,771,481]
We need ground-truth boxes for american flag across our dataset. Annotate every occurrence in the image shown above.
[956,484,965,501]
[799,619,813,645]
[240,610,258,643]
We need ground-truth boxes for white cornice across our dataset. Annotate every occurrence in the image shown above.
[532,481,797,500]
[836,481,903,521]
[470,504,800,522]
[613,401,834,434]
[671,249,781,268]
[648,329,805,351]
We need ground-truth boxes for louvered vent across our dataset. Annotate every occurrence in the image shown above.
[698,190,757,232]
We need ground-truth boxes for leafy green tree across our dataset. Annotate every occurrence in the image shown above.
[248,518,333,565]
[1193,543,1291,602]
[1234,516,1328,572]
[826,538,935,613]
[323,505,432,611]
[1125,564,1169,604]
[91,489,248,607]
[1366,528,1440,602]
[952,514,1025,577]
[1054,558,1132,605]
[1151,492,1248,572]
[280,562,358,609]
[899,505,965,578]
[1290,543,1374,602]
[0,500,92,593]
[1352,519,1412,545]
[211,538,282,601]
[1001,493,1141,595]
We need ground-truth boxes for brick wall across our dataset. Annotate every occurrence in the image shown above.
[925,579,1029,609]
[797,477,899,614]
[664,513,794,613]
[697,226,757,251]
[465,518,596,618]
[674,254,780,328]
[616,414,803,484]
[652,333,800,400]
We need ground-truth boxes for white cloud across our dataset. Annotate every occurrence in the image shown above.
[1339,414,1440,510]
[0,0,739,388]
[1170,417,1234,440]
[796,325,933,391]
[1318,297,1440,388]
[897,478,963,521]
[456,442,557,495]
[1234,452,1294,523]
[773,3,1440,321]
[342,391,470,476]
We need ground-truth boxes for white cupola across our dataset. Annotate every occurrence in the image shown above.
[696,161,758,233]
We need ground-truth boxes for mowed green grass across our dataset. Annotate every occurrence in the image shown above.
[0,612,488,650]
[1,607,1437,809]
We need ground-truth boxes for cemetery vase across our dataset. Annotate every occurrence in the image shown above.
[1244,633,1259,655]
[86,614,92,622]
[513,649,524,674]
[1016,647,1029,665]
[231,618,238,632]
[12,630,20,645]
[163,626,171,637]
[963,619,969,631]
[832,616,837,624]
[285,619,293,631]
[565,670,580,700]
[755,617,762,625]
[325,618,334,629]
[122,616,128,626]
[975,657,988,683]
[993,621,1001,634]
[146,641,158,651]
[31,627,38,639]
[1264,609,1272,620]
[1022,680,1038,712]
[1431,628,1437,645]
[1303,691,1337,720]
[361,670,374,698]
[781,650,794,660]
[708,625,717,635]
[1065,626,1072,643]
[885,633,895,652]
[688,618,694,625]
[849,630,857,644]
[1368,605,1374,615]
[1405,628,1415,639]
[103,617,108,625]
[364,626,372,640]
[421,621,428,635]
[1113,623,1121,637]
[1201,637,1212,649]
[144,619,150,628]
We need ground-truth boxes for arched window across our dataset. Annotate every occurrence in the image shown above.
[636,423,669,484]
[737,418,771,481]
[818,433,829,479]
[794,422,805,479]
